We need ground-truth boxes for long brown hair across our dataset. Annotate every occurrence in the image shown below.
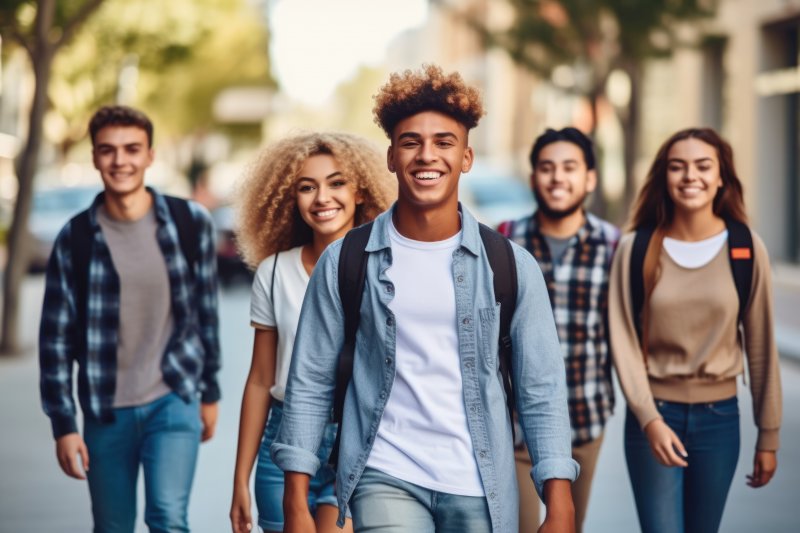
[627,128,748,350]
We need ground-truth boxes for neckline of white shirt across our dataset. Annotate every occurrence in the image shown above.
[663,230,728,269]
[388,218,462,250]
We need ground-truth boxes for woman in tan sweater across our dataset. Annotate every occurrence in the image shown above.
[609,128,781,533]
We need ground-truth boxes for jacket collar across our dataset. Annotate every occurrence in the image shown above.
[366,202,483,256]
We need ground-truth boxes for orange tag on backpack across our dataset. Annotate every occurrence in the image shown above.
[731,247,751,260]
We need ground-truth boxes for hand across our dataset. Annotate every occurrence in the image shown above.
[55,433,89,480]
[230,484,253,533]
[644,418,688,467]
[538,479,575,533]
[201,402,219,442]
[747,450,777,488]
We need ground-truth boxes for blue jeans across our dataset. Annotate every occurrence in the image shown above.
[83,392,202,533]
[624,397,740,533]
[350,467,492,533]
[255,401,343,531]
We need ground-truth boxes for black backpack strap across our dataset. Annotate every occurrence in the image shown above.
[478,223,518,441]
[329,221,373,467]
[725,219,754,323]
[630,227,654,346]
[69,210,93,341]
[163,195,200,280]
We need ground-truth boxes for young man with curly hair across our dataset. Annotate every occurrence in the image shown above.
[498,128,619,532]
[39,105,221,532]
[272,66,578,532]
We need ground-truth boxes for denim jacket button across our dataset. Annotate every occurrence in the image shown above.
[386,317,394,326]
[462,317,471,325]
[349,474,355,481]
[386,284,394,293]
[457,275,464,283]
[385,357,392,365]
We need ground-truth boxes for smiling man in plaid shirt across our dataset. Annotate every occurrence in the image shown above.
[39,106,221,532]
[498,127,619,533]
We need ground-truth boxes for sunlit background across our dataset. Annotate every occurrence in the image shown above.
[1,0,800,531]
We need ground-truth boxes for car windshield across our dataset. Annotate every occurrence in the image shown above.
[33,187,101,213]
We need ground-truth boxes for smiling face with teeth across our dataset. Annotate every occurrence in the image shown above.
[531,141,596,220]
[387,110,474,218]
[665,138,723,216]
[92,126,154,201]
[295,153,363,244]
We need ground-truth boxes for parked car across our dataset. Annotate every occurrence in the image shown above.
[459,167,535,228]
[28,185,102,272]
[210,204,252,286]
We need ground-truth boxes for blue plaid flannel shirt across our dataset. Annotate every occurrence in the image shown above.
[39,188,221,438]
[499,211,619,446]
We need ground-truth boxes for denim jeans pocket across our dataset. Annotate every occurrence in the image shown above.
[263,402,283,443]
[706,396,739,417]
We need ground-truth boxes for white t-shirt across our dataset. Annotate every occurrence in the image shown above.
[365,221,484,496]
[664,230,728,269]
[250,246,310,401]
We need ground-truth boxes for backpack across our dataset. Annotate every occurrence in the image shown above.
[629,218,754,346]
[68,195,200,341]
[328,220,518,467]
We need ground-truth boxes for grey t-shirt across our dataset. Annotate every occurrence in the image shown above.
[543,234,573,264]
[98,205,173,407]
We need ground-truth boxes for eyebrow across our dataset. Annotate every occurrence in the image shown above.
[667,157,714,165]
[538,158,579,166]
[396,132,459,141]
[95,142,144,150]
[296,171,343,182]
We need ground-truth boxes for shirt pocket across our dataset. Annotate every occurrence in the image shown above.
[479,304,501,369]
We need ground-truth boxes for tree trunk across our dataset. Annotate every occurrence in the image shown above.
[1,1,55,354]
[620,60,642,217]
[587,84,607,219]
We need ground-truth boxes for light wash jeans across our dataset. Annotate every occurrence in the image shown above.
[624,396,740,533]
[83,392,201,533]
[255,401,343,531]
[350,467,492,533]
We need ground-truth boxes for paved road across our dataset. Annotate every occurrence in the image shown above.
[1,276,797,532]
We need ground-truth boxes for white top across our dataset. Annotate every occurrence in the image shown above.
[365,221,484,496]
[663,230,728,269]
[250,246,310,401]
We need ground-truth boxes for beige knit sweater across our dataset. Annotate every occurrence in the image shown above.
[609,231,782,451]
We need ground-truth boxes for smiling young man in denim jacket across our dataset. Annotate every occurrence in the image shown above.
[272,66,578,533]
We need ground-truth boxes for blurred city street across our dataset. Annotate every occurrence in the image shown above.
[0,275,798,532]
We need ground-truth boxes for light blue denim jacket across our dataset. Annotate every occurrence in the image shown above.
[271,204,578,531]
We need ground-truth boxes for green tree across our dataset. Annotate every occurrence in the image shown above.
[0,0,106,354]
[439,0,717,215]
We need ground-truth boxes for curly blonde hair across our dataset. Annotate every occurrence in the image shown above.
[372,64,485,138]
[235,132,396,269]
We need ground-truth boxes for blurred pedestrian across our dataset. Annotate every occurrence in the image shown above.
[272,65,578,533]
[498,127,619,532]
[609,128,782,533]
[230,132,395,533]
[39,105,222,532]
